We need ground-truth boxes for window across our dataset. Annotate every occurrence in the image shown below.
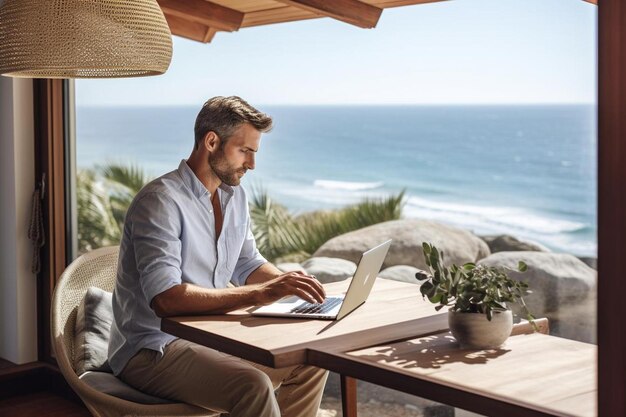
[73,2,598,415]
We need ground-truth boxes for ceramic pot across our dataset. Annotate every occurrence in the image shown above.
[448,310,513,349]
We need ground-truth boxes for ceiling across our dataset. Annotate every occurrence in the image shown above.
[157,0,449,43]
[157,0,598,44]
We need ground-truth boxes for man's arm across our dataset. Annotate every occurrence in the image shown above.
[152,190,324,318]
[151,269,325,317]
[245,262,298,284]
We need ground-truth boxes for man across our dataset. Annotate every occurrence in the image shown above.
[108,96,328,417]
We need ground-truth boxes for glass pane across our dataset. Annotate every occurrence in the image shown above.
[73,1,597,416]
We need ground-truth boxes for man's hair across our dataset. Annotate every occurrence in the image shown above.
[194,96,273,149]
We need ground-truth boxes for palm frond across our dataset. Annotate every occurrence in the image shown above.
[249,187,405,262]
[294,191,405,254]
[100,163,151,232]
[77,163,152,253]
[77,169,121,252]
[100,163,150,195]
[249,186,307,261]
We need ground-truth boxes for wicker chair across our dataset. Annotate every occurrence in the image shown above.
[51,245,214,417]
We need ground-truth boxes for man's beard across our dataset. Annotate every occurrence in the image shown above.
[208,148,245,186]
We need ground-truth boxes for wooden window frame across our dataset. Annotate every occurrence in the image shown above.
[32,0,625,413]
[597,1,625,415]
[33,79,71,363]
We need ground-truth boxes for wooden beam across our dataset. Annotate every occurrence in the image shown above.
[203,27,218,43]
[373,0,448,7]
[157,0,243,32]
[164,12,211,43]
[275,0,382,28]
[242,6,319,28]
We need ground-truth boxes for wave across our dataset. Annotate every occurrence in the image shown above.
[403,196,597,255]
[313,179,384,191]
[254,181,596,256]
[404,196,587,236]
[277,185,388,208]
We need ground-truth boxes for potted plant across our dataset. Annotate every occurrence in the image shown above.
[415,242,535,349]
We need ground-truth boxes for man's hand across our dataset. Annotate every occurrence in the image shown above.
[254,271,326,305]
[151,268,326,318]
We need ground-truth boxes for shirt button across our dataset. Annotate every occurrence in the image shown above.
[209,209,213,214]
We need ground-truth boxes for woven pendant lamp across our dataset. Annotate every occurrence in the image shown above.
[0,0,172,78]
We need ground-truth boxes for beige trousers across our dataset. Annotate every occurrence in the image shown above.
[119,339,328,417]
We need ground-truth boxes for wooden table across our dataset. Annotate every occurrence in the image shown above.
[308,331,597,417]
[161,279,597,417]
[162,279,448,416]
[162,279,449,368]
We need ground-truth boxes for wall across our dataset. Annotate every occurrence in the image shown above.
[0,77,37,364]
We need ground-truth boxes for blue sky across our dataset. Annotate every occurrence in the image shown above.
[76,0,597,106]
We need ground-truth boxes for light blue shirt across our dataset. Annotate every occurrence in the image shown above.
[108,160,267,375]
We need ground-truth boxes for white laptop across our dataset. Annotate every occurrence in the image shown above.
[251,240,392,320]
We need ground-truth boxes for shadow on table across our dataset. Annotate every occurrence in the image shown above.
[351,334,511,370]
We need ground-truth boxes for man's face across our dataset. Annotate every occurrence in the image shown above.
[208,123,261,186]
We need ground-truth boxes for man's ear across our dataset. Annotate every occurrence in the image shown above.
[203,131,220,152]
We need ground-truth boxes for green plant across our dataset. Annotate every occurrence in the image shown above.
[294,191,405,255]
[77,163,151,253]
[415,242,534,322]
[249,186,308,262]
[248,187,405,263]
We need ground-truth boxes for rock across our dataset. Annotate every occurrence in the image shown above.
[300,257,357,284]
[379,265,422,284]
[479,251,597,343]
[577,256,597,270]
[313,219,490,270]
[276,262,306,273]
[481,234,549,253]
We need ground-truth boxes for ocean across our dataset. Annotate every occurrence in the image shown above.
[76,105,597,257]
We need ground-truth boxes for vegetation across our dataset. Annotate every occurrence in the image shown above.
[249,187,404,262]
[77,163,405,261]
[77,164,151,252]
[415,242,534,322]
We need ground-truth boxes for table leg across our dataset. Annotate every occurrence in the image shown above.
[340,374,357,417]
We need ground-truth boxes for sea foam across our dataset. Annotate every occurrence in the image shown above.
[403,196,594,255]
[313,179,384,191]
[404,196,586,235]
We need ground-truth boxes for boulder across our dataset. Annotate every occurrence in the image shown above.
[379,265,422,284]
[577,256,597,270]
[276,263,306,274]
[313,219,490,270]
[481,234,549,253]
[479,251,597,343]
[300,257,357,284]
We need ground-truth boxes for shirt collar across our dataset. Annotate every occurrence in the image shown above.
[177,160,208,199]
[218,183,235,197]
[177,159,235,200]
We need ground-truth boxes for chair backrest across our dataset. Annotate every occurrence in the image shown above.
[51,246,119,373]
[50,246,212,417]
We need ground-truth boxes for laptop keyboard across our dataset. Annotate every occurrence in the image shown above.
[290,297,343,315]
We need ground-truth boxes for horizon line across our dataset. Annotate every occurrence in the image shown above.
[76,102,597,108]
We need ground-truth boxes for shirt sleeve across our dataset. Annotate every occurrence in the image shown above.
[230,191,267,287]
[128,192,183,305]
